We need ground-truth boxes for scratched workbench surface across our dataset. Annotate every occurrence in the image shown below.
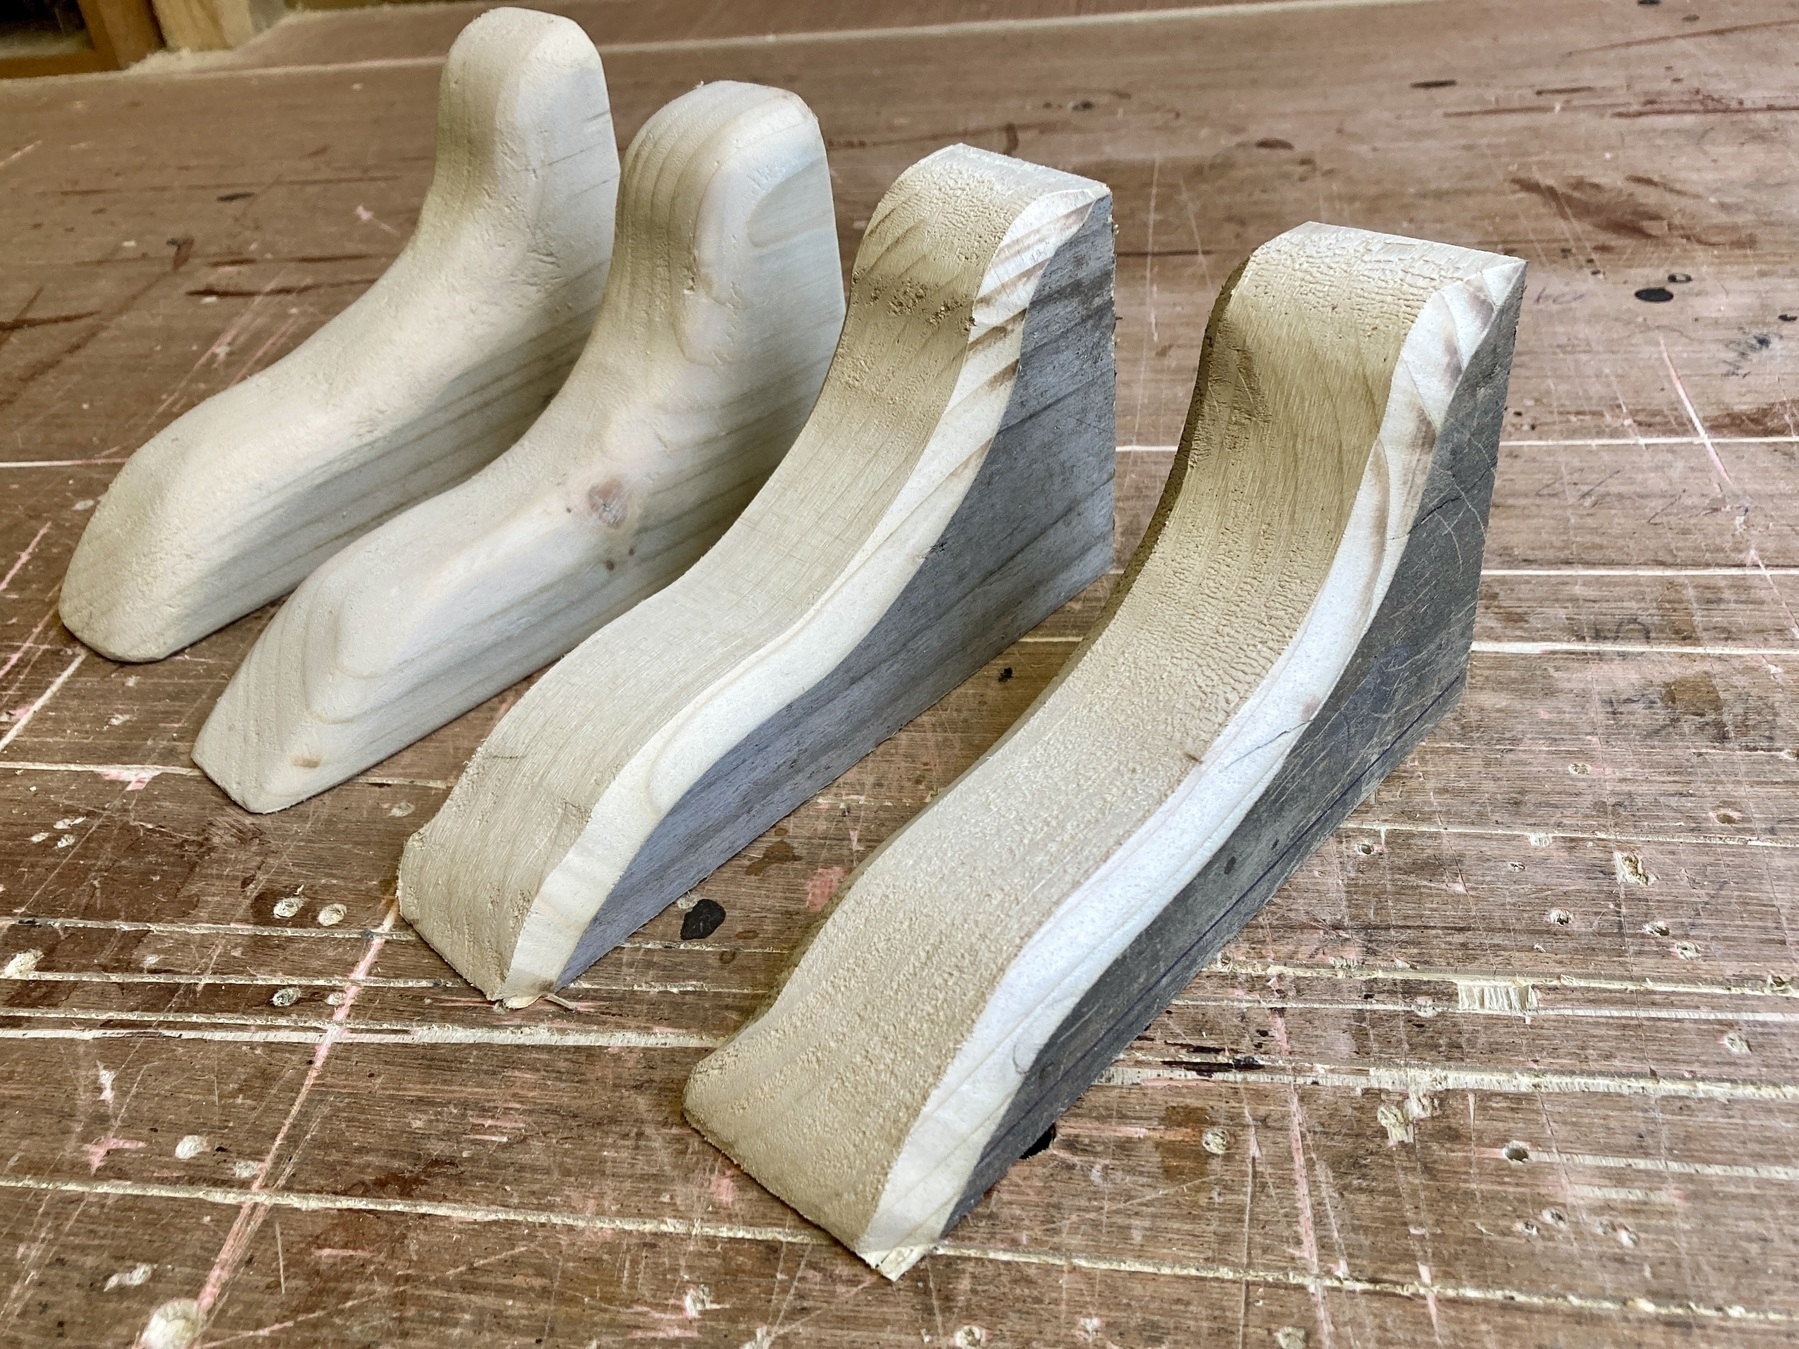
[2,0,1796,1343]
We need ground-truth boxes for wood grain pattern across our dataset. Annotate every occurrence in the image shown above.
[1,0,1796,1343]
[194,79,842,811]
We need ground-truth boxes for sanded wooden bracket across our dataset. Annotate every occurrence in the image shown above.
[398,143,1117,1006]
[683,222,1526,1278]
[151,0,283,52]
[60,7,619,661]
[194,81,843,812]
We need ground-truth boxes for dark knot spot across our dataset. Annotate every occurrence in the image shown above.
[680,898,727,940]
[1634,287,1675,303]
[1254,137,1294,150]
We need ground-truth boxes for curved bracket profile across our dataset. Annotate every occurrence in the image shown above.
[683,222,1526,1278]
[399,144,1117,1005]
[61,7,620,661]
[194,81,843,811]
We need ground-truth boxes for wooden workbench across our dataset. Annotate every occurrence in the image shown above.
[2,0,1795,1343]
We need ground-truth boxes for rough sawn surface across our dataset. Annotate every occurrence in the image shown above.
[683,223,1527,1278]
[398,144,1116,1005]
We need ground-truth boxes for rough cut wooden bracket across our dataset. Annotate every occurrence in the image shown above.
[59,8,618,661]
[683,222,1526,1279]
[398,144,1116,1005]
[194,81,843,812]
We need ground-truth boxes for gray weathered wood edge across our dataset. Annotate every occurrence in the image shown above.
[946,263,1527,1231]
[554,200,1117,986]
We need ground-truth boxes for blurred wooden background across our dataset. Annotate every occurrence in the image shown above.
[2,0,1797,1344]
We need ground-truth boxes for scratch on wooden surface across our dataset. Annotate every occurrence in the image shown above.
[0,914,760,950]
[1267,1011,1337,1349]
[0,141,40,174]
[0,521,51,594]
[197,1242,538,1347]
[2,1171,1793,1326]
[935,1244,1797,1326]
[0,455,128,469]
[0,761,452,790]
[1484,565,1799,576]
[0,914,415,941]
[0,1172,829,1245]
[4,969,398,989]
[184,901,402,1333]
[1017,635,1799,657]
[1099,1057,1799,1102]
[1660,338,1739,494]
[0,651,84,753]
[1536,1151,1799,1183]
[1,968,756,999]
[0,995,722,1048]
[1354,820,1799,852]
[1124,436,1799,449]
[1471,641,1798,657]
[1212,955,1796,1001]
[0,608,61,687]
[1171,992,1799,1025]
